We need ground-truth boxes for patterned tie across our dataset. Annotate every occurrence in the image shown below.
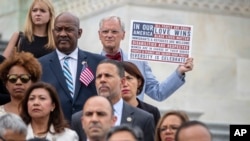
[63,56,74,97]
[106,52,122,61]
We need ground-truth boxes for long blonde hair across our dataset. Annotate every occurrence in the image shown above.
[23,0,55,49]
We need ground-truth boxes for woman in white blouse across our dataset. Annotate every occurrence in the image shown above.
[20,82,78,141]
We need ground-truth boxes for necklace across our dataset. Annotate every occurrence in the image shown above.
[34,132,47,139]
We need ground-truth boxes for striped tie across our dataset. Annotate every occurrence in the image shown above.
[63,56,74,97]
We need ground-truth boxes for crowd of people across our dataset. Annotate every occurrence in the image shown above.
[0,0,216,141]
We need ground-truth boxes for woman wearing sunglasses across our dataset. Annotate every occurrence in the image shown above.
[0,52,41,116]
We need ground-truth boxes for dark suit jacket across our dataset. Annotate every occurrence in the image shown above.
[137,98,161,126]
[121,102,155,141]
[39,49,105,122]
[71,100,155,141]
[0,55,10,105]
[71,111,85,141]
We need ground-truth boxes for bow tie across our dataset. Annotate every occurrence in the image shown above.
[105,52,122,61]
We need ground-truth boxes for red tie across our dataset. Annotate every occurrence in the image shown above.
[105,52,122,61]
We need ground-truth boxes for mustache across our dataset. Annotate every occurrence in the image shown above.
[58,37,70,42]
[89,123,101,129]
[98,85,110,90]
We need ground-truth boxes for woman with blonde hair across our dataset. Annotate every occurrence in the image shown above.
[3,0,55,58]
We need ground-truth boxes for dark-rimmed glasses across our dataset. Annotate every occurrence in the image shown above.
[158,125,180,132]
[7,74,31,84]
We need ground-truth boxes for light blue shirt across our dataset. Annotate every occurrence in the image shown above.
[113,98,124,126]
[101,49,185,101]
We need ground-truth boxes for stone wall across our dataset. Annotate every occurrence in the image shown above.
[0,1,249,138]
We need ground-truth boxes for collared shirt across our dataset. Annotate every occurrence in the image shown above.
[101,48,123,61]
[57,48,78,95]
[113,98,124,126]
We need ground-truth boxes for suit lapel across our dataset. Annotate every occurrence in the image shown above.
[121,102,134,126]
[49,52,73,101]
[73,50,87,102]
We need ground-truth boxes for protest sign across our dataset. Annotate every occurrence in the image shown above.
[128,20,193,63]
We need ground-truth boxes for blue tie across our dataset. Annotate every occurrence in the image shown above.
[63,56,74,97]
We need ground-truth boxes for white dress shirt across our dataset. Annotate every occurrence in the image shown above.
[113,98,124,126]
[57,48,78,96]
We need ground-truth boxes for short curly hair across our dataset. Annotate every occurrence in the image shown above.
[0,51,42,84]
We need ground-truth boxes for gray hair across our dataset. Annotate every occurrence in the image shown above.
[0,113,27,136]
[99,16,125,32]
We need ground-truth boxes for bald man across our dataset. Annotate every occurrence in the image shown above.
[39,12,105,122]
[81,96,117,141]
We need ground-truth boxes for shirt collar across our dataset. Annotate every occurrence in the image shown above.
[113,98,123,116]
[57,47,78,61]
[101,48,122,56]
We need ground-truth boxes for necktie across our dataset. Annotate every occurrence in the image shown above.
[63,56,74,97]
[106,52,122,61]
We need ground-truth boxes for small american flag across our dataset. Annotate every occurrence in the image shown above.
[79,62,94,86]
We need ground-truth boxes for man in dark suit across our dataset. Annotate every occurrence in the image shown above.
[39,12,105,122]
[81,95,117,141]
[71,59,155,141]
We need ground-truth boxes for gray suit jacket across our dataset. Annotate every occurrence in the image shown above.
[71,100,155,141]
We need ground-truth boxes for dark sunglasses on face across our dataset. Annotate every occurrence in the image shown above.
[7,74,31,84]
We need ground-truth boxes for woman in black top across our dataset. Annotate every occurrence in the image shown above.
[3,0,56,58]
[1,0,55,105]
[120,61,161,126]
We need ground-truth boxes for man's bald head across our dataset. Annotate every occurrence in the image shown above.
[55,12,80,28]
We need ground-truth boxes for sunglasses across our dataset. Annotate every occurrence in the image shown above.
[7,74,31,84]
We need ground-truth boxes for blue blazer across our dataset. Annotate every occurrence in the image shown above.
[71,100,155,141]
[39,49,105,122]
[121,50,185,101]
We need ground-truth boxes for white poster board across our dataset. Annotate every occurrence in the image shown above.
[128,20,193,63]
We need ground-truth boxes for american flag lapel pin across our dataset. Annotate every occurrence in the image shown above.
[82,61,87,66]
[79,61,94,86]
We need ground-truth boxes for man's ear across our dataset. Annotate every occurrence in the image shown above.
[121,31,125,40]
[78,28,82,39]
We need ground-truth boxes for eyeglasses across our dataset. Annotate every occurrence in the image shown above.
[7,74,31,84]
[158,125,179,132]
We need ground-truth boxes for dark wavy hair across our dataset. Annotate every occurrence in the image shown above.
[20,82,69,134]
[120,61,144,95]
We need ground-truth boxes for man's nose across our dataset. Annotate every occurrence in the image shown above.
[90,113,99,121]
[59,29,67,36]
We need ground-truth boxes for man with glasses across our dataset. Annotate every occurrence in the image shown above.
[98,16,194,101]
